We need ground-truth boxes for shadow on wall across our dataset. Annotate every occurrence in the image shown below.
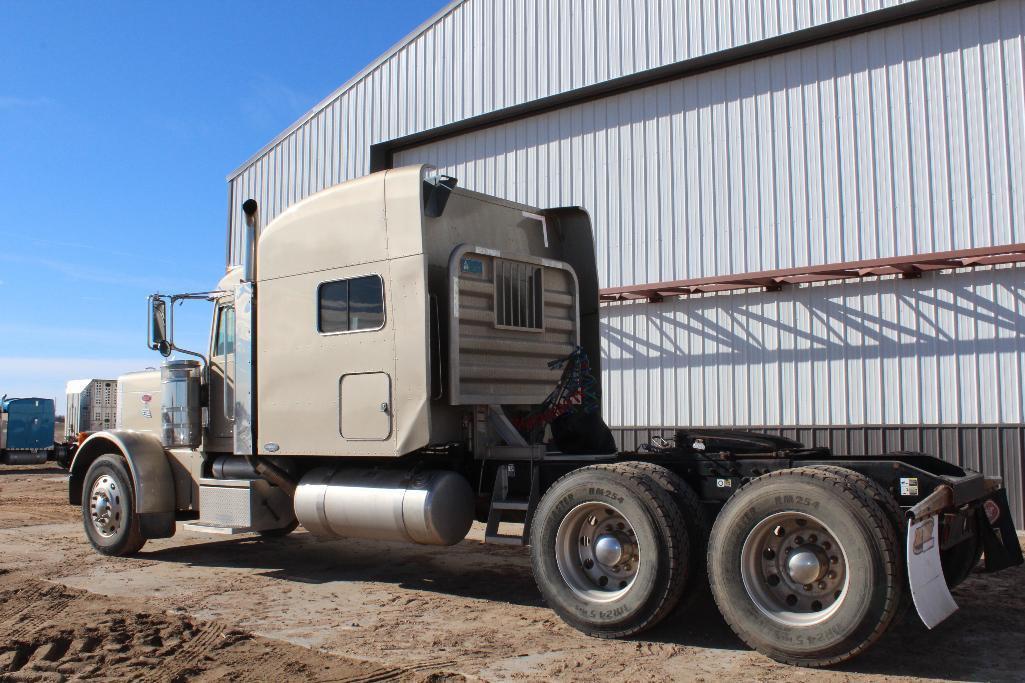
[599,266,1025,426]
[601,266,1025,368]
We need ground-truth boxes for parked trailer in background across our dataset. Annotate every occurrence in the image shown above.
[66,379,118,438]
[68,167,1022,667]
[58,379,119,468]
[1,397,56,465]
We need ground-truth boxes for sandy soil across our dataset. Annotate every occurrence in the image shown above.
[1,463,1023,682]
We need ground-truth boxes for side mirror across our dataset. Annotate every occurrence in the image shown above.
[149,296,172,357]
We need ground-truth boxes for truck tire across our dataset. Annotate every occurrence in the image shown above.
[810,465,904,530]
[81,454,146,556]
[56,444,75,470]
[615,461,709,606]
[810,465,910,622]
[529,463,689,638]
[707,467,901,667]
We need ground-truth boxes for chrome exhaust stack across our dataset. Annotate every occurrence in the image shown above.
[241,198,259,283]
[235,199,258,458]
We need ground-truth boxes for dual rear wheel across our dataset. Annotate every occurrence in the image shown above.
[530,463,905,667]
[529,463,690,638]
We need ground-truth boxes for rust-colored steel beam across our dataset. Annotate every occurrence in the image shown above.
[599,243,1025,303]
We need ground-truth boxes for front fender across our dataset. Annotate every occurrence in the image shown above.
[69,430,176,538]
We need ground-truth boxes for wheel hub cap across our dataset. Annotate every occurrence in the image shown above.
[89,474,124,538]
[555,502,641,602]
[787,547,825,584]
[593,534,624,566]
[740,511,849,626]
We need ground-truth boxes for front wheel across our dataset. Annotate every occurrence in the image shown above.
[529,463,689,638]
[81,454,146,556]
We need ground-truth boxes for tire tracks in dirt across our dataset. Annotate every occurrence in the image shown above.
[0,574,422,682]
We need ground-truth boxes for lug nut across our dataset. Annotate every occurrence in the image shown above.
[803,584,813,591]
[817,581,826,589]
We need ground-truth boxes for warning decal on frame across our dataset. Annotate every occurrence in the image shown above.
[900,477,919,497]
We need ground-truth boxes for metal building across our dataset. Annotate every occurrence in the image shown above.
[226,0,1025,527]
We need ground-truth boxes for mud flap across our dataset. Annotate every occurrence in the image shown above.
[907,514,958,629]
[979,489,1025,572]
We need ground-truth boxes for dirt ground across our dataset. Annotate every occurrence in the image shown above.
[1,464,1023,682]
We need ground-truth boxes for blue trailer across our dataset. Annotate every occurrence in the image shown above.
[1,397,56,465]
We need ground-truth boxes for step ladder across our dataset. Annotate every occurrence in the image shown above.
[484,462,539,546]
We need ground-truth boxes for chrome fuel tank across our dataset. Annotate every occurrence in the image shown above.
[294,468,474,546]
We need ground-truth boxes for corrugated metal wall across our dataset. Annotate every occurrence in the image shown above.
[396,0,1025,284]
[226,0,925,262]
[227,0,1025,526]
[595,267,1024,429]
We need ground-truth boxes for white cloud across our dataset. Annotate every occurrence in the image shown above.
[0,356,156,407]
[0,323,132,347]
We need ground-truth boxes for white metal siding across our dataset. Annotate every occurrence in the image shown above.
[395,0,1025,431]
[398,1,1025,285]
[598,266,1025,428]
[226,0,925,261]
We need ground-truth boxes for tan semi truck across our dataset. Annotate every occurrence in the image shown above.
[68,165,1021,667]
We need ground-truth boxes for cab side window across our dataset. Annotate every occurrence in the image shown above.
[318,275,385,333]
[215,306,235,355]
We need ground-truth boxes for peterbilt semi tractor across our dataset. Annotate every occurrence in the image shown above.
[68,166,1022,667]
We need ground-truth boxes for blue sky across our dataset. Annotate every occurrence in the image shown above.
[0,0,441,408]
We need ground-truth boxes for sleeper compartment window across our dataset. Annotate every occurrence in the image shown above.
[318,274,385,333]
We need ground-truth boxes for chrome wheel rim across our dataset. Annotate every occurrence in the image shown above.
[89,474,124,538]
[555,502,640,602]
[741,511,849,626]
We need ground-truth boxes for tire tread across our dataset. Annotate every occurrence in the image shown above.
[615,461,709,606]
